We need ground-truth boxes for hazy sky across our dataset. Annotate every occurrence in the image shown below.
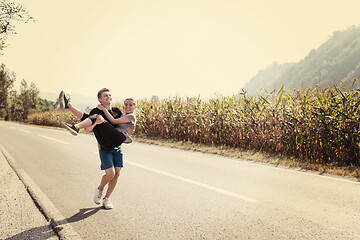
[2,0,360,100]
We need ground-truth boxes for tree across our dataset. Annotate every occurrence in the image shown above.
[36,98,55,112]
[0,63,15,119]
[8,89,21,121]
[19,79,39,121]
[0,0,33,51]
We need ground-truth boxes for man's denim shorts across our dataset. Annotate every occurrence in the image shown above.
[99,146,123,170]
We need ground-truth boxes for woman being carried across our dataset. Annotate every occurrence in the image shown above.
[59,90,136,150]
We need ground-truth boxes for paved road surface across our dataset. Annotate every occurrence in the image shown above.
[0,120,359,239]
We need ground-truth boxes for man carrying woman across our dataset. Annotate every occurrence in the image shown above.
[59,88,136,209]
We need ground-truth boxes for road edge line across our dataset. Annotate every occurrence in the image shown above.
[0,143,82,240]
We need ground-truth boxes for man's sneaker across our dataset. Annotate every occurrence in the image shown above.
[94,188,103,205]
[61,122,79,136]
[59,91,70,110]
[103,197,113,209]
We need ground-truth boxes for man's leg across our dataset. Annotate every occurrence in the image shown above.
[99,167,115,191]
[94,149,115,205]
[98,147,123,209]
[104,147,123,199]
[105,167,121,198]
[98,167,117,209]
[94,167,115,205]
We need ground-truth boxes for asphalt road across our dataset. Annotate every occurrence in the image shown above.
[1,120,360,239]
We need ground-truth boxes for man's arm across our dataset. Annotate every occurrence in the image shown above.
[84,115,106,132]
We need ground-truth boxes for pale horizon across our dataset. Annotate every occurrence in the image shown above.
[2,0,360,100]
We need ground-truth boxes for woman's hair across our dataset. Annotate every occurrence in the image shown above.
[124,98,136,106]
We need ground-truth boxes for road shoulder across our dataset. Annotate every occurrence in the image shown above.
[0,147,59,240]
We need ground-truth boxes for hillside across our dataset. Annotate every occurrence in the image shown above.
[242,25,360,93]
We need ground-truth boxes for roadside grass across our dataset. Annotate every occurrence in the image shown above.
[133,135,360,180]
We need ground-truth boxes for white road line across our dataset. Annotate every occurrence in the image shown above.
[19,129,31,133]
[38,134,70,145]
[126,160,260,203]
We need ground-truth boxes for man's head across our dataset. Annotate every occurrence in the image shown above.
[97,88,112,108]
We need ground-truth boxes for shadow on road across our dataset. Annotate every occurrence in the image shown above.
[5,207,103,240]
[57,206,103,224]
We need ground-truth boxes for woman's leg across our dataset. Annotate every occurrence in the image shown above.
[59,91,84,120]
[61,112,94,135]
[68,102,85,120]
[74,114,99,130]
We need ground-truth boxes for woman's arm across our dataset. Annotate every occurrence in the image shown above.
[97,105,131,124]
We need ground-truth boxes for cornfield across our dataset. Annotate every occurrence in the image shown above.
[136,82,360,167]
[27,81,360,168]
